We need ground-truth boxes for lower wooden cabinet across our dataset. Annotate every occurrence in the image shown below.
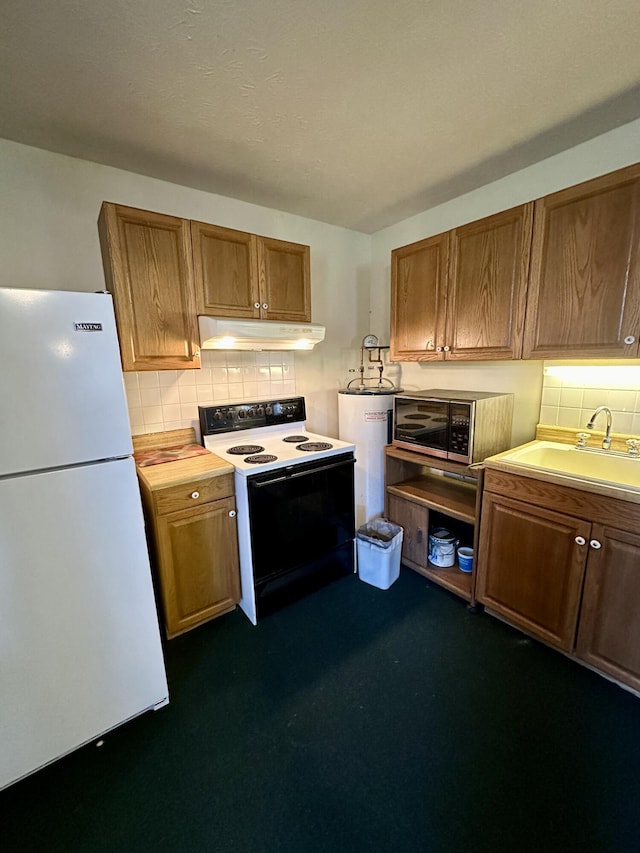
[575,525,640,693]
[387,493,429,569]
[136,444,241,639]
[477,468,640,693]
[153,494,240,638]
[476,493,589,651]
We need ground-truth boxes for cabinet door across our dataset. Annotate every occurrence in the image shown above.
[576,525,640,692]
[390,233,449,361]
[476,494,589,651]
[155,496,240,638]
[522,164,640,358]
[256,237,311,322]
[387,494,428,569]
[446,204,533,360]
[191,221,260,318]
[98,203,200,371]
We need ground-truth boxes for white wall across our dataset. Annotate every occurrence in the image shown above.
[2,119,640,444]
[0,138,370,436]
[370,118,640,447]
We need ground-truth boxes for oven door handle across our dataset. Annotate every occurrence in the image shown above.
[251,456,355,487]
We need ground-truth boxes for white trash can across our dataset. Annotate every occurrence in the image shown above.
[356,518,403,590]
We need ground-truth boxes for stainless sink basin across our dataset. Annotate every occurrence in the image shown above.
[496,441,640,490]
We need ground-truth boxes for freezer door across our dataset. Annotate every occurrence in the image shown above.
[0,456,168,790]
[0,288,133,476]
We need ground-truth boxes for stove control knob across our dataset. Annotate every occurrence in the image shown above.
[246,407,255,418]
[257,406,264,416]
[238,410,246,419]
[214,411,224,421]
[266,405,273,416]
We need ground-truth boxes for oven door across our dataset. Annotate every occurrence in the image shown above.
[393,397,450,458]
[247,452,355,587]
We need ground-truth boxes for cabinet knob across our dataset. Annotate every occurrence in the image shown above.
[254,302,261,309]
[624,335,636,345]
[191,491,200,500]
[589,539,602,549]
[416,528,423,545]
[436,346,443,352]
[262,303,269,310]
[228,509,236,518]
[575,536,586,546]
[443,345,450,352]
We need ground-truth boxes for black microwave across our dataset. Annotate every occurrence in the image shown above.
[392,390,514,464]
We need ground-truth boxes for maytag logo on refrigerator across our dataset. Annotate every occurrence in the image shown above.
[74,322,103,331]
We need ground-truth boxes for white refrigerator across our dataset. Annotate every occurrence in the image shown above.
[0,287,168,791]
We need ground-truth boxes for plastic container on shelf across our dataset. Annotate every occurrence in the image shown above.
[356,518,403,590]
[457,547,474,573]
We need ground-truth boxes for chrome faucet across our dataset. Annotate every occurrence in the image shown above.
[586,406,613,450]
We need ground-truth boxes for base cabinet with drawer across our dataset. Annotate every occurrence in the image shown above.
[477,468,640,694]
[137,450,241,639]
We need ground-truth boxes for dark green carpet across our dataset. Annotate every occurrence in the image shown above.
[3,568,640,852]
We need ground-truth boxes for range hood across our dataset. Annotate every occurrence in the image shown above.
[198,316,325,351]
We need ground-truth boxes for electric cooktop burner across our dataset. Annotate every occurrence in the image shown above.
[227,444,265,455]
[398,423,426,431]
[297,441,333,452]
[245,454,278,464]
[404,413,429,419]
[283,435,309,443]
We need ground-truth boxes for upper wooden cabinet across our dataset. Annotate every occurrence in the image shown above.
[390,204,532,361]
[98,203,201,371]
[191,222,258,319]
[257,236,311,322]
[390,232,449,361]
[192,221,311,323]
[446,205,533,360]
[522,163,640,359]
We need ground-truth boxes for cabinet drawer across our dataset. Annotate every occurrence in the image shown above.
[154,473,234,515]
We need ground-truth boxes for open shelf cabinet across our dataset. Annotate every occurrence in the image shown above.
[384,446,483,603]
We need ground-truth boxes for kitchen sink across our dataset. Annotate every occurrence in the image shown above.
[496,441,640,490]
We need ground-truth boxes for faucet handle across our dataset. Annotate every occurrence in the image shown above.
[626,439,640,457]
[575,432,590,448]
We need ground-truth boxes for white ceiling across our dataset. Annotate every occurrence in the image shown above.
[2,0,640,233]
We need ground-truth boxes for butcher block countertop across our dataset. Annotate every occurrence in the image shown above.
[133,428,234,491]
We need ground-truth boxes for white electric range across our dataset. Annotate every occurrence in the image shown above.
[199,397,356,624]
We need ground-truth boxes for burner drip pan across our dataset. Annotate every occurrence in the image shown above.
[228,444,264,455]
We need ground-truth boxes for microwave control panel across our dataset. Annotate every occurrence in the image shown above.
[449,403,471,456]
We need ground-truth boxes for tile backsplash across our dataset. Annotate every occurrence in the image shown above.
[124,350,296,438]
[540,365,640,436]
